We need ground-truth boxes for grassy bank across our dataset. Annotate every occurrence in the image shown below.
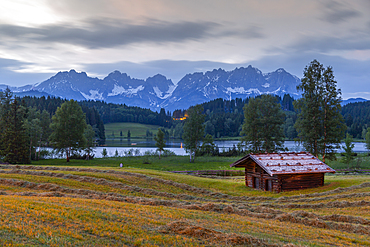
[32,153,370,172]
[32,156,242,171]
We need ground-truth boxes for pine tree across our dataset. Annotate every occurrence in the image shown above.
[2,98,30,163]
[49,100,87,162]
[365,128,370,153]
[240,95,285,153]
[182,105,205,162]
[102,148,108,158]
[84,124,96,160]
[127,130,131,140]
[342,133,354,167]
[154,128,166,159]
[294,60,346,161]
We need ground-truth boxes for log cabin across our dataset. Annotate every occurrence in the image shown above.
[230,152,335,193]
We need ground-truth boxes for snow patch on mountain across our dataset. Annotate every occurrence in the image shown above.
[108,84,144,96]
[267,87,282,95]
[81,90,104,101]
[262,83,270,88]
[153,85,176,99]
[226,87,261,95]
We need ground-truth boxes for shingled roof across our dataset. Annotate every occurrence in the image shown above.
[230,152,335,176]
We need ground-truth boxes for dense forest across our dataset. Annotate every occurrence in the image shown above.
[342,101,370,139]
[20,94,370,142]
[195,94,297,139]
[21,96,106,145]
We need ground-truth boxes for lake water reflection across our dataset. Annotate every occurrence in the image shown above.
[90,140,368,158]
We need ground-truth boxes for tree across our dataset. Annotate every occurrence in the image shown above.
[240,95,285,153]
[342,133,355,167]
[0,97,30,164]
[25,118,42,160]
[40,110,51,145]
[154,128,166,158]
[127,130,131,140]
[182,105,205,162]
[365,128,370,153]
[200,134,216,155]
[49,100,87,162]
[84,124,96,160]
[102,148,108,158]
[294,60,346,161]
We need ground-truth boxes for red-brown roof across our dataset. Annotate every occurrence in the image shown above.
[230,152,335,176]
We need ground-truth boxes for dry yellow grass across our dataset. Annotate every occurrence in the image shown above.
[0,164,369,246]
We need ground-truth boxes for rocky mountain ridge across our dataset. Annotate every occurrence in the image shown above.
[8,66,302,111]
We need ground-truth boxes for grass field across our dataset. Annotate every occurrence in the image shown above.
[105,122,165,138]
[32,153,370,172]
[32,156,241,171]
[1,157,370,246]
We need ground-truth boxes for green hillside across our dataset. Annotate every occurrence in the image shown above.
[105,122,166,139]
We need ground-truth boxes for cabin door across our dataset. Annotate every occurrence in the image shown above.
[266,179,272,191]
[254,177,260,189]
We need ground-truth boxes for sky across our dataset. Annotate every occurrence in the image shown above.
[0,0,370,99]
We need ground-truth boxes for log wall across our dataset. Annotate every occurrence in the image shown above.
[245,163,279,192]
[244,161,326,193]
[278,173,325,192]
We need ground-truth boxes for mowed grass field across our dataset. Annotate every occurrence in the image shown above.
[105,122,165,138]
[1,159,370,246]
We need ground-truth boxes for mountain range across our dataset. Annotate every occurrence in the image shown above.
[5,66,303,111]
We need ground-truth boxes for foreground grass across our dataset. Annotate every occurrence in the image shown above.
[0,163,369,246]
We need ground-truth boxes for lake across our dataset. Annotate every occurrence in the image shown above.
[90,140,368,158]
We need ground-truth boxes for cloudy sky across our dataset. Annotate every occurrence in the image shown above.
[1,0,370,99]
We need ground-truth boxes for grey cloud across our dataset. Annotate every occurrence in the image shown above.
[249,52,370,99]
[220,25,265,39]
[320,1,361,23]
[289,33,370,53]
[0,18,220,49]
[83,59,244,84]
[0,58,53,86]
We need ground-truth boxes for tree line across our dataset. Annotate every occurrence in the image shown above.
[22,96,105,145]
[179,60,363,163]
[0,91,107,163]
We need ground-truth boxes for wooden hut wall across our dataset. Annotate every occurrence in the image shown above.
[245,161,278,192]
[278,173,325,192]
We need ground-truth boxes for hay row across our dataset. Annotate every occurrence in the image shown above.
[291,211,370,225]
[2,165,369,203]
[158,220,283,247]
[279,182,370,200]
[268,200,370,209]
[272,192,370,204]
[0,165,245,201]
[1,177,369,236]
[276,213,370,236]
[0,169,212,202]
